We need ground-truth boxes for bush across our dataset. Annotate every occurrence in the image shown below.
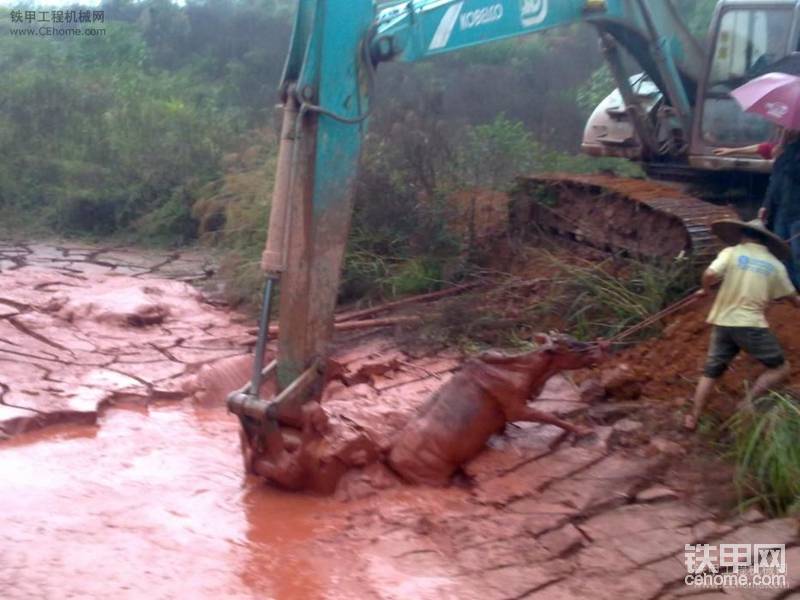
[454,114,543,190]
[342,181,461,304]
[0,3,291,243]
[135,187,199,245]
[576,64,615,117]
[419,252,696,349]
[727,392,800,516]
[48,193,120,235]
[540,254,695,340]
[195,135,276,307]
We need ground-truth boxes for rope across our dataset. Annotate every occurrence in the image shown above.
[606,224,800,345]
[610,291,700,343]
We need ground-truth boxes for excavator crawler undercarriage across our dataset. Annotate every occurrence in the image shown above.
[511,174,738,264]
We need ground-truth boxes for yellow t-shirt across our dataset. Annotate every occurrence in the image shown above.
[706,242,795,328]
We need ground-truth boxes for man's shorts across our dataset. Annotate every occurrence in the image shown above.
[703,326,786,379]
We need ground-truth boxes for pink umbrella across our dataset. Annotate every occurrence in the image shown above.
[730,72,800,131]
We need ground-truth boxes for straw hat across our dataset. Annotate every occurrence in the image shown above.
[711,219,791,261]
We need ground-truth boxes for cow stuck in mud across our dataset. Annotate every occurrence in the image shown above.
[244,333,608,492]
[388,333,609,486]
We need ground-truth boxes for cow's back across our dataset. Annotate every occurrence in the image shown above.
[388,366,505,485]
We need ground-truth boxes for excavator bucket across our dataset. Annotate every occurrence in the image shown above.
[227,0,376,471]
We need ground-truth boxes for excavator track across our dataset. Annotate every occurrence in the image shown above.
[510,173,738,264]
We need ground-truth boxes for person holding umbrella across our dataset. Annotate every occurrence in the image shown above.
[712,127,800,163]
[684,218,800,431]
[713,71,800,289]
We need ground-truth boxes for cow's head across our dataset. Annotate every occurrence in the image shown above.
[533,332,609,370]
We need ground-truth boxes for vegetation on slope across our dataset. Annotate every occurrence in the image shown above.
[0,0,715,310]
[728,392,800,516]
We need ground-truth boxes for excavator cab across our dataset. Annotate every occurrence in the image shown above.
[690,0,800,173]
[583,0,800,179]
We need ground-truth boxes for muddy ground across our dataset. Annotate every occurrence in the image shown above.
[0,240,798,599]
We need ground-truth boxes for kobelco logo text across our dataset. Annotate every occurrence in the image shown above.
[460,4,503,30]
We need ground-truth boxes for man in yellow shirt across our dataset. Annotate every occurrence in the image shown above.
[684,219,800,431]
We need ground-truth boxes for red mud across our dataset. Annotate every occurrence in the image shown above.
[201,336,603,495]
[2,241,799,599]
[0,405,357,599]
[0,242,253,437]
[604,299,800,411]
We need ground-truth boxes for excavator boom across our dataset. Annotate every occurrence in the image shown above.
[226,0,736,478]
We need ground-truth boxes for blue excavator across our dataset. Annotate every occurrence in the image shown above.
[228,0,800,481]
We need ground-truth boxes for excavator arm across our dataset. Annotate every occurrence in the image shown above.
[227,0,707,472]
[373,0,604,59]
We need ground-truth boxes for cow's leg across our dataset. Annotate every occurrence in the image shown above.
[505,405,592,436]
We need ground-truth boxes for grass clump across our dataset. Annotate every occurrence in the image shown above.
[416,271,548,349]
[537,253,695,341]
[417,249,696,350]
[727,392,800,517]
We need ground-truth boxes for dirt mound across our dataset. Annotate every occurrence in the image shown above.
[446,188,509,244]
[605,298,800,410]
[42,279,197,327]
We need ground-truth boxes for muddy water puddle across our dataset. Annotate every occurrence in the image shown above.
[0,404,347,599]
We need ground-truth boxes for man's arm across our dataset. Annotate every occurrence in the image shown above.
[712,144,759,156]
[778,294,800,308]
[696,269,722,297]
[713,144,761,157]
[714,141,779,158]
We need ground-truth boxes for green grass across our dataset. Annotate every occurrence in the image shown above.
[726,392,800,516]
[413,251,697,350]
[538,253,695,341]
